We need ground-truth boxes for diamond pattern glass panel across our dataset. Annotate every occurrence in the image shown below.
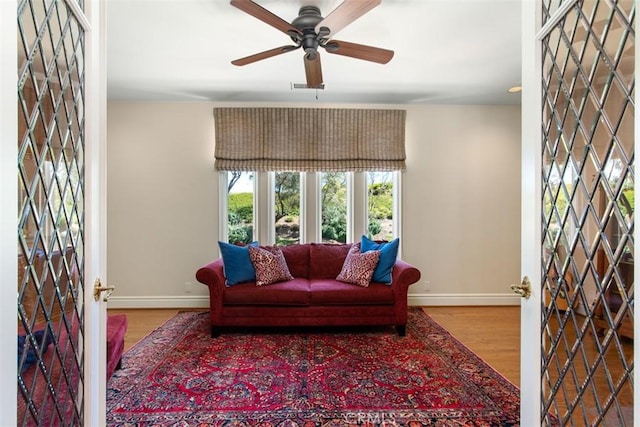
[17,0,85,425]
[541,0,634,425]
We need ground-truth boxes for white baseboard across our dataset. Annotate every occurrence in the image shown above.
[106,295,210,309]
[408,293,521,306]
[107,293,520,309]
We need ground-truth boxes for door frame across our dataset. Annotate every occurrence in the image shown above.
[520,1,543,424]
[83,0,109,424]
[1,1,19,424]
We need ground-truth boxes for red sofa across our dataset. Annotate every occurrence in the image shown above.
[195,243,421,337]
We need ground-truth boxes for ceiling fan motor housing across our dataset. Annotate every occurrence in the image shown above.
[291,6,325,56]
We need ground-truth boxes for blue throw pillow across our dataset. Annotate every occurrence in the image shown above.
[218,241,259,285]
[360,235,400,284]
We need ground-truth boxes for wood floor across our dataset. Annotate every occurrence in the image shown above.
[108,305,521,386]
[423,306,520,386]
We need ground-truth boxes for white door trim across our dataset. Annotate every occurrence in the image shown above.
[1,1,19,424]
[520,1,543,424]
[83,0,108,425]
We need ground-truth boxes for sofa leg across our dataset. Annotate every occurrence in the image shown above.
[211,326,221,338]
[396,325,406,337]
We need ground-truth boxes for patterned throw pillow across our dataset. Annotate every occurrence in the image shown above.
[248,246,294,286]
[336,245,381,287]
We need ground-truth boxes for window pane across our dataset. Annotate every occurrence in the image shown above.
[321,172,347,243]
[227,171,254,244]
[367,172,394,240]
[274,172,300,245]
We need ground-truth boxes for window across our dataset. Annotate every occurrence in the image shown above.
[367,172,394,241]
[321,172,347,243]
[274,172,300,245]
[222,171,401,245]
[226,171,254,244]
[213,108,406,245]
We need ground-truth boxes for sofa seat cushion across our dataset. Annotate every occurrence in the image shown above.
[106,314,128,379]
[309,279,394,305]
[223,278,311,306]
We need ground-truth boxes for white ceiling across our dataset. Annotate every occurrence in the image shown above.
[106,0,523,105]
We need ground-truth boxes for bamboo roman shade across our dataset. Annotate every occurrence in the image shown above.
[214,108,406,172]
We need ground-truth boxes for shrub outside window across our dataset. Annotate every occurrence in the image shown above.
[367,172,394,241]
[321,172,347,243]
[274,172,300,245]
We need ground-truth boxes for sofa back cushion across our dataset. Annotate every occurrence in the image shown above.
[308,243,353,279]
[268,244,310,278]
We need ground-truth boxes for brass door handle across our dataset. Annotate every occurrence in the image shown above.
[93,278,115,302]
[511,276,532,299]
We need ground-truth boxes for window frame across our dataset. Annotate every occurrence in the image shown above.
[219,171,402,248]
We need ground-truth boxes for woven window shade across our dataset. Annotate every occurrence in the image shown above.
[214,108,406,171]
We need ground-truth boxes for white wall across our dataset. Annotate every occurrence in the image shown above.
[403,105,522,305]
[107,103,219,307]
[106,102,521,308]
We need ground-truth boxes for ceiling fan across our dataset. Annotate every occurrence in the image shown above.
[230,0,394,88]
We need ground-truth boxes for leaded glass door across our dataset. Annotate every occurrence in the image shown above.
[521,0,635,425]
[14,0,107,424]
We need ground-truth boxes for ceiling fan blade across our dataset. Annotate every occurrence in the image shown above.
[304,52,323,88]
[324,40,394,64]
[230,0,301,36]
[231,45,299,66]
[315,0,381,38]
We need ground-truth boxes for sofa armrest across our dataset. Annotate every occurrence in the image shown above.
[392,259,421,288]
[390,259,421,325]
[195,259,226,324]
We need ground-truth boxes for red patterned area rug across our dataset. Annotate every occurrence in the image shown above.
[107,308,519,426]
